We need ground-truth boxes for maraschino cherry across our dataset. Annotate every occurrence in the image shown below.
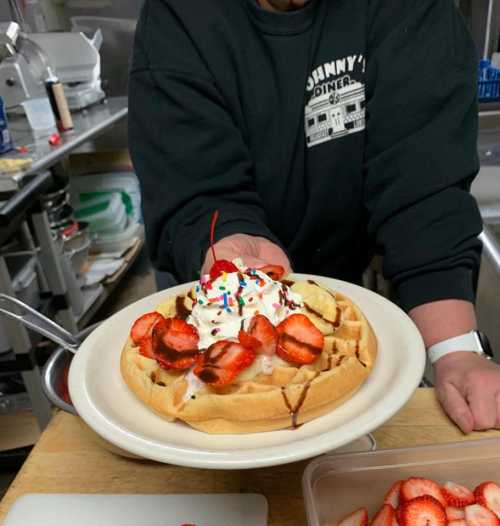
[209,210,238,280]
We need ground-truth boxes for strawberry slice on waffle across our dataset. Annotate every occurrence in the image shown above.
[276,313,324,365]
[152,318,200,370]
[194,340,256,387]
[239,314,278,356]
[258,265,286,281]
[130,311,165,359]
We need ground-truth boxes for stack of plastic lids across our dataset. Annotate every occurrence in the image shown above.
[71,172,144,254]
[478,59,500,102]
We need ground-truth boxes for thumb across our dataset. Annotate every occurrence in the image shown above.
[436,382,474,434]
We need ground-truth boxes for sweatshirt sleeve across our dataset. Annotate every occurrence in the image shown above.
[128,0,282,280]
[364,0,483,312]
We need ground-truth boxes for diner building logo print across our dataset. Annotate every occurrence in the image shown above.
[305,54,366,148]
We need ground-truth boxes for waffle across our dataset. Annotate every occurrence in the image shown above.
[120,279,377,433]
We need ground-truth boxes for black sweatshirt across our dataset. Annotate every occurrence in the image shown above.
[129,0,483,312]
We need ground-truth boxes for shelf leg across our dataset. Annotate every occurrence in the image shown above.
[31,210,78,334]
[0,256,53,430]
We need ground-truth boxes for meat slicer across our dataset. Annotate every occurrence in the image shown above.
[0,21,105,111]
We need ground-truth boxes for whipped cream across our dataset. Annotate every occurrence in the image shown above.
[187,259,303,349]
[183,369,206,402]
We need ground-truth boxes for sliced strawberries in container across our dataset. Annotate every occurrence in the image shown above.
[465,504,500,526]
[401,478,447,507]
[398,496,446,526]
[384,481,403,509]
[337,508,369,526]
[447,507,467,521]
[371,504,395,526]
[443,481,475,508]
[475,482,500,519]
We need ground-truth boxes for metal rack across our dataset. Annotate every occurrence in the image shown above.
[0,96,131,430]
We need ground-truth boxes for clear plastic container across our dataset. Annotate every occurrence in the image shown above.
[21,98,57,137]
[303,438,500,526]
[74,192,127,233]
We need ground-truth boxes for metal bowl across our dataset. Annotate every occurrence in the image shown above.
[42,347,77,415]
[42,324,99,415]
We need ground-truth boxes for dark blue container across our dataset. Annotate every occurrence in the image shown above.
[478,60,500,103]
[0,96,13,154]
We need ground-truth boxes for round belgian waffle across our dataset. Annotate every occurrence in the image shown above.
[120,279,377,434]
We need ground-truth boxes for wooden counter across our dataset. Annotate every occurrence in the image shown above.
[1,388,500,525]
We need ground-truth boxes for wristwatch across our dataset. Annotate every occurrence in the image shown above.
[427,331,494,364]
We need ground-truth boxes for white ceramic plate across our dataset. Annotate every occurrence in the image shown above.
[68,274,425,470]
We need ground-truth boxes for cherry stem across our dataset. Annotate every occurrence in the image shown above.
[209,210,219,263]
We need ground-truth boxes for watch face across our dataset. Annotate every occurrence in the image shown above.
[477,331,494,358]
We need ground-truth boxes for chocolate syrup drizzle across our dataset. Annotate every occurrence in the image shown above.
[175,296,191,321]
[235,272,245,317]
[303,303,341,329]
[355,341,367,367]
[280,372,321,429]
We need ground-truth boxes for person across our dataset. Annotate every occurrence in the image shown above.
[128,0,500,433]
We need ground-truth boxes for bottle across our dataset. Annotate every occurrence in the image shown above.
[45,68,74,132]
[24,0,48,33]
[0,96,13,154]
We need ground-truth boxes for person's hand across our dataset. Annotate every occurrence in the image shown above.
[201,233,292,276]
[434,351,500,433]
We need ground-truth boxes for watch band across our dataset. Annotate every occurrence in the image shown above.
[427,331,487,364]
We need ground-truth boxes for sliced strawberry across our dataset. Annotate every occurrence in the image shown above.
[139,337,155,359]
[245,314,278,356]
[401,478,447,507]
[276,313,324,365]
[238,330,261,351]
[475,483,500,518]
[447,507,467,521]
[399,496,446,526]
[258,264,286,281]
[152,318,200,370]
[194,340,256,387]
[385,481,403,509]
[392,518,399,526]
[209,259,238,280]
[443,482,475,508]
[130,312,164,346]
[465,505,500,526]
[449,520,468,526]
[337,508,369,526]
[371,504,395,526]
